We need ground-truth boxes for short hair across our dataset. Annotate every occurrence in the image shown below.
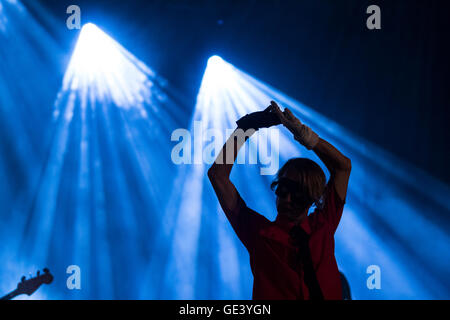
[271,158,326,212]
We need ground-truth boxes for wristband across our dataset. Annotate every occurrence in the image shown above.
[293,124,319,150]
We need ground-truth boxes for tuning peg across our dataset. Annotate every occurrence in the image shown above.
[21,276,26,282]
[43,268,49,274]
[37,270,40,276]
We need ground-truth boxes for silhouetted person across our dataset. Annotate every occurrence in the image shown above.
[208,101,351,300]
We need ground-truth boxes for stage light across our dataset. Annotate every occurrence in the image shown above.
[71,23,111,71]
[207,55,223,66]
[63,23,154,111]
[201,55,239,93]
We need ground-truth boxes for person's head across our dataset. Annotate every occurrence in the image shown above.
[271,158,326,221]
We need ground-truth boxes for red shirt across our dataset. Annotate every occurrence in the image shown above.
[225,178,345,300]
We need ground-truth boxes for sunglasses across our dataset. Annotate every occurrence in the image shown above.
[274,177,307,207]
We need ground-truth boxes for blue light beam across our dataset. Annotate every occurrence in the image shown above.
[14,23,187,299]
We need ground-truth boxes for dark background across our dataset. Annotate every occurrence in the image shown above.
[28,0,450,185]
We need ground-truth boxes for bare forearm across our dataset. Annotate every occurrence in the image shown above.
[207,129,256,214]
[207,106,279,215]
[312,138,351,175]
[208,128,255,178]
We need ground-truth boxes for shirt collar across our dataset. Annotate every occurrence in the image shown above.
[275,214,311,235]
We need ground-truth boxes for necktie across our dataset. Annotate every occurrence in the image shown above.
[289,225,324,300]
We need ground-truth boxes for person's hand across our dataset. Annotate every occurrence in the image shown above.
[270,100,319,150]
[236,105,281,131]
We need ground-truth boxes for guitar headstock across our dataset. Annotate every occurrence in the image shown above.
[16,268,53,296]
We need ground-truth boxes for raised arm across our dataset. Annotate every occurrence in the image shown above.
[207,129,254,214]
[208,106,281,217]
[312,138,351,201]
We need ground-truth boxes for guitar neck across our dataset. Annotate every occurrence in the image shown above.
[0,289,20,300]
